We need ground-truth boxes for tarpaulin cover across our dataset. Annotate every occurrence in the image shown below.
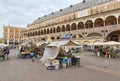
[40,47,60,66]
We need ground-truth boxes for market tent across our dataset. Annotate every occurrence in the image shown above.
[36,42,48,46]
[40,47,66,66]
[88,42,104,46]
[21,43,30,46]
[0,43,8,48]
[47,40,80,47]
[104,41,120,45]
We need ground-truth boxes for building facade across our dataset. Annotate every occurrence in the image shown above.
[0,38,3,43]
[22,0,120,45]
[3,25,25,45]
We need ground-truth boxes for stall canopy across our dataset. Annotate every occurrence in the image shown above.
[40,46,67,66]
[104,41,120,45]
[87,42,104,46]
[87,41,120,46]
[36,42,48,46]
[47,40,80,47]
[40,40,80,66]
[0,43,8,48]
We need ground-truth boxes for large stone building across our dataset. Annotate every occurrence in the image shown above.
[22,0,120,45]
[3,25,25,45]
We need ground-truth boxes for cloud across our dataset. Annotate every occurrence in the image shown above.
[0,0,82,37]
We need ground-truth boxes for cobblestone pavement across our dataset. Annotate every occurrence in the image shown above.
[0,49,120,81]
[78,51,120,72]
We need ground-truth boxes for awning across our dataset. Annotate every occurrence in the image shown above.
[47,40,80,47]
[36,42,48,46]
[0,43,8,48]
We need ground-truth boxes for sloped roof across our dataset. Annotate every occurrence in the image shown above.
[30,0,112,26]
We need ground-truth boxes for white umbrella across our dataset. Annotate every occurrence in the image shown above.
[104,41,120,45]
[0,43,8,48]
[36,42,48,46]
[87,42,104,46]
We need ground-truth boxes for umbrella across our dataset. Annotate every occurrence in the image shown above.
[0,43,8,48]
[104,41,120,45]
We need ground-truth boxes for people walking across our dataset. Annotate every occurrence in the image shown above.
[6,47,10,59]
[32,47,38,62]
[67,50,72,67]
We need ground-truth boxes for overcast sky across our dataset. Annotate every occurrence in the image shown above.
[0,0,83,37]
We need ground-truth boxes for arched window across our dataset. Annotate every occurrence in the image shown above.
[85,20,93,28]
[41,30,43,35]
[33,32,35,36]
[53,27,56,33]
[118,16,120,24]
[105,16,117,26]
[71,23,77,30]
[38,31,40,35]
[47,28,49,34]
[50,28,52,33]
[44,29,46,34]
[57,26,60,32]
[35,31,37,36]
[62,25,65,32]
[66,24,70,31]
[78,22,84,29]
[94,18,104,27]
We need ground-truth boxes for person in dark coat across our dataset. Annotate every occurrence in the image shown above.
[32,47,38,62]
[6,47,10,59]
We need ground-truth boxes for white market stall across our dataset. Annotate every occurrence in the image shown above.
[40,40,81,66]
[0,43,8,48]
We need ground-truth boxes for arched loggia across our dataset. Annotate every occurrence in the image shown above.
[66,24,70,31]
[57,26,60,32]
[71,23,77,30]
[105,16,117,26]
[94,18,104,27]
[78,22,84,29]
[85,20,93,29]
[118,16,120,24]
[62,25,65,32]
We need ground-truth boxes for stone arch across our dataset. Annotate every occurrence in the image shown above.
[53,27,56,33]
[105,15,117,26]
[38,31,40,35]
[41,30,43,35]
[47,28,49,34]
[66,24,70,31]
[93,40,102,43]
[51,37,55,40]
[35,31,37,36]
[85,20,93,28]
[72,34,83,38]
[118,16,120,24]
[27,33,30,37]
[83,41,90,45]
[50,28,52,33]
[71,23,77,30]
[41,38,46,41]
[57,26,60,32]
[62,25,65,32]
[87,33,102,37]
[106,30,120,42]
[57,36,60,39]
[30,32,32,37]
[94,18,104,27]
[78,22,84,29]
[44,29,46,34]
[33,32,35,36]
